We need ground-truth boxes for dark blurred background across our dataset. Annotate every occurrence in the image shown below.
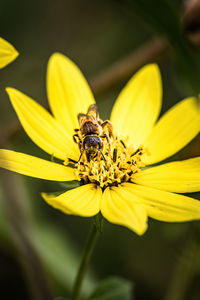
[0,0,200,299]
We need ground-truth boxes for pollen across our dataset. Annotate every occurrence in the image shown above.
[66,128,147,189]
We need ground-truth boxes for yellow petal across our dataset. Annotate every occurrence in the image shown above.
[6,87,79,161]
[122,183,200,222]
[0,37,19,69]
[110,64,162,149]
[134,157,200,193]
[42,184,101,217]
[101,186,148,235]
[0,149,76,181]
[47,53,95,136]
[144,98,200,165]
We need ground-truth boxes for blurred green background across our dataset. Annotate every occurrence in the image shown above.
[0,0,200,299]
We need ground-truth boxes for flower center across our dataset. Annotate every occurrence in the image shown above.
[75,136,145,188]
[65,105,146,189]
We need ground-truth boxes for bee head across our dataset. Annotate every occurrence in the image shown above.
[83,135,102,152]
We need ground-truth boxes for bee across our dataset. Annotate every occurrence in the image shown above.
[73,104,113,162]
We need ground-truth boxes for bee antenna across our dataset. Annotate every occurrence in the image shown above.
[99,150,106,161]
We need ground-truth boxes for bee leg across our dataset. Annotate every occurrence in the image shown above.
[101,120,114,138]
[73,134,80,144]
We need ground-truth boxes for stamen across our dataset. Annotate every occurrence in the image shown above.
[131,148,140,156]
[120,140,126,148]
[113,148,117,162]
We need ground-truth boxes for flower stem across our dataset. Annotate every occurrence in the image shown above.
[72,215,102,300]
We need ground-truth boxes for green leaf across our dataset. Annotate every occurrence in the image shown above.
[32,222,96,296]
[88,276,133,300]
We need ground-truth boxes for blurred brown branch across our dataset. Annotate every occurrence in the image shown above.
[90,37,169,95]
[0,123,21,148]
[183,0,200,48]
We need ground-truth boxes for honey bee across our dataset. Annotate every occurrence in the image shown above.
[73,104,113,162]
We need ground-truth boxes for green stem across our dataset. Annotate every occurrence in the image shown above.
[72,217,101,300]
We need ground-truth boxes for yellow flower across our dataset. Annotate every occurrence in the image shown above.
[0,53,200,235]
[0,37,18,68]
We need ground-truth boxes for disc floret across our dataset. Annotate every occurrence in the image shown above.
[73,135,146,189]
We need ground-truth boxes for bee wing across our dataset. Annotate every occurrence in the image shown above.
[87,104,98,119]
[78,113,87,125]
